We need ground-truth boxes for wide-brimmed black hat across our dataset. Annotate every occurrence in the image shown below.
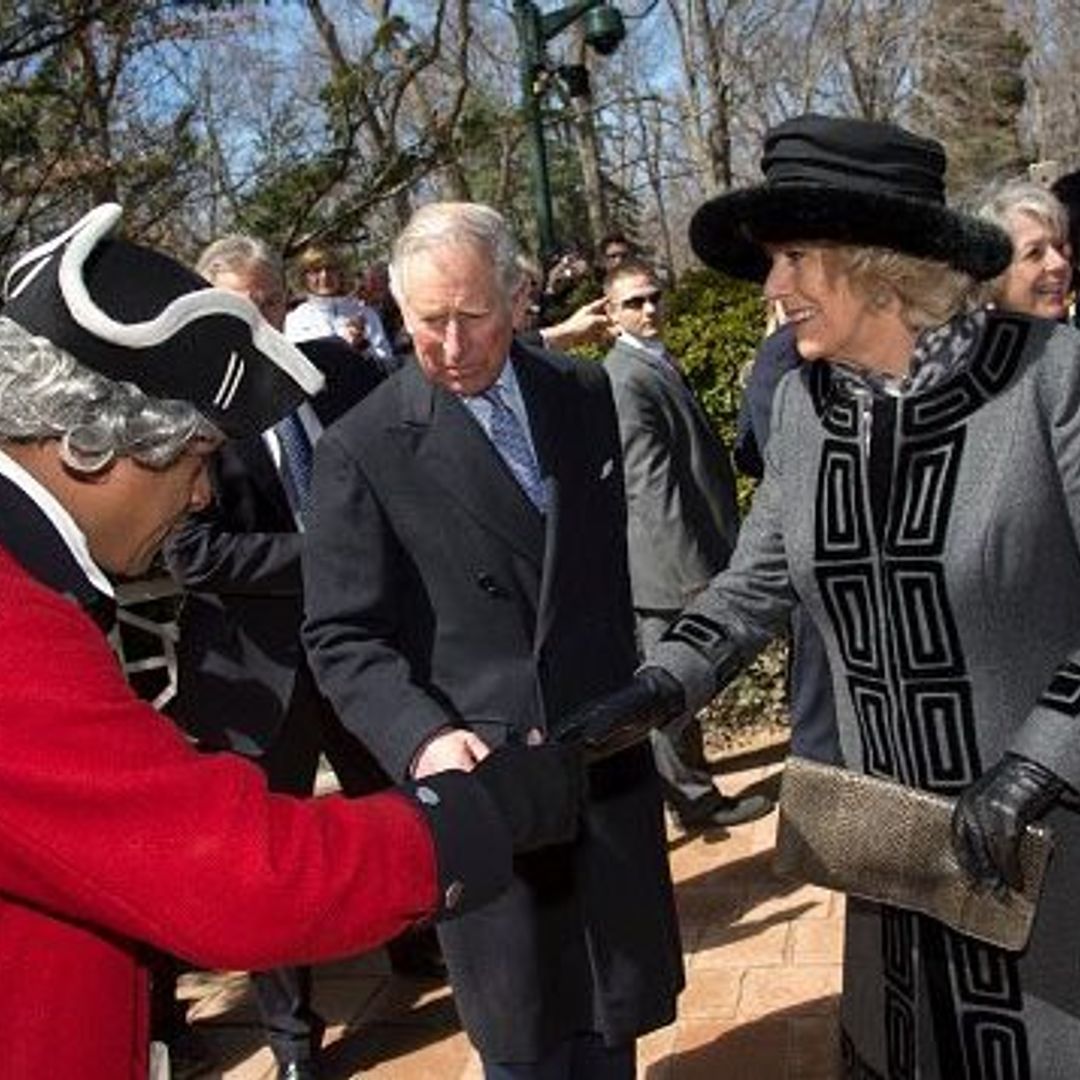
[690,114,1012,283]
[2,204,324,438]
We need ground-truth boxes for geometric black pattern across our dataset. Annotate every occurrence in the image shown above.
[887,430,965,556]
[810,310,1034,1076]
[884,909,917,1080]
[947,928,1031,1079]
[817,441,872,561]
[1038,660,1080,717]
[902,682,980,794]
[886,562,965,680]
[818,565,884,678]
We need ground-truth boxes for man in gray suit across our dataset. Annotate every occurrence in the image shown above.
[603,259,772,829]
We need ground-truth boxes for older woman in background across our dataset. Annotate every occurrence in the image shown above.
[978,178,1073,319]
[575,114,1080,1078]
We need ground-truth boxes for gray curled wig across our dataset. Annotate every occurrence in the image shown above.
[0,316,221,472]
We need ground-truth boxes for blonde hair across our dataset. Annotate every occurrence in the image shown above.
[829,245,979,333]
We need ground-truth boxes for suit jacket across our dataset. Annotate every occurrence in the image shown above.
[164,336,382,758]
[603,336,739,610]
[302,339,683,1060]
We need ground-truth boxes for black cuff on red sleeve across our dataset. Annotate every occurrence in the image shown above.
[399,770,514,920]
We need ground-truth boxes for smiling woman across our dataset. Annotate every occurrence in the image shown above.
[572,113,1080,1080]
[977,179,1073,320]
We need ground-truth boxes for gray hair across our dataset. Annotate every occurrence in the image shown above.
[195,233,283,284]
[389,202,521,304]
[973,180,1072,308]
[0,317,220,473]
[976,179,1069,243]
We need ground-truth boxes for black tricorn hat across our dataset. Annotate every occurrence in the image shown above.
[2,204,324,438]
[690,114,1012,283]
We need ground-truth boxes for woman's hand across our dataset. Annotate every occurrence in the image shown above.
[951,753,1066,892]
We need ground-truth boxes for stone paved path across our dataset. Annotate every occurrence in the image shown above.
[175,739,844,1079]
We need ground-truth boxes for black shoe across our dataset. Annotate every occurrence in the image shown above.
[166,1027,216,1079]
[676,792,773,830]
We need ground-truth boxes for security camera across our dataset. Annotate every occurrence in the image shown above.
[583,5,626,57]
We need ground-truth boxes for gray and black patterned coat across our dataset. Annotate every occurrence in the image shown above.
[651,310,1080,1079]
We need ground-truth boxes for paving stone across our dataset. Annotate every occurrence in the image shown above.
[739,967,842,1019]
[676,967,742,1019]
[693,920,790,969]
[790,917,846,965]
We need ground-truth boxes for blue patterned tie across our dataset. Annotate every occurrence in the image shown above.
[275,410,314,513]
[484,386,547,513]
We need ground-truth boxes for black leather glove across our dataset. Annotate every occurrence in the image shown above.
[951,752,1066,893]
[556,667,686,761]
[472,742,586,853]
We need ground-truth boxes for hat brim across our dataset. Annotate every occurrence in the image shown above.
[2,204,324,439]
[689,185,1012,283]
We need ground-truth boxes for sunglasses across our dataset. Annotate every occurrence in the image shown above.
[619,290,662,310]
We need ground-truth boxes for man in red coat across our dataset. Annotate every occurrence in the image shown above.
[0,204,582,1079]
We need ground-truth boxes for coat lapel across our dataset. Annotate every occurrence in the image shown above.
[513,345,569,654]
[616,337,713,427]
[392,361,546,565]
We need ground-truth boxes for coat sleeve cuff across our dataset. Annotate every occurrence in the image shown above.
[397,770,514,920]
[648,610,746,714]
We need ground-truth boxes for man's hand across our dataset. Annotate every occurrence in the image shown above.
[557,667,685,760]
[951,752,1065,892]
[541,297,614,352]
[413,729,491,778]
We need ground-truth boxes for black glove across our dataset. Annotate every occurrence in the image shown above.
[472,741,586,853]
[556,667,686,761]
[951,752,1066,893]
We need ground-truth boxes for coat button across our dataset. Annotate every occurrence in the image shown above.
[444,881,465,909]
[476,573,506,598]
[415,785,440,806]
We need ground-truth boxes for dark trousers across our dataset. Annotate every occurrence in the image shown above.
[482,1034,635,1080]
[255,666,437,1063]
[250,673,328,1065]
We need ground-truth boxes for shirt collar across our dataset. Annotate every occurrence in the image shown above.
[619,329,668,359]
[0,446,114,597]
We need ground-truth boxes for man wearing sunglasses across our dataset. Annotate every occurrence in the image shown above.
[602,259,772,830]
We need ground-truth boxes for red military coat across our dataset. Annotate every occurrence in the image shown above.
[0,546,506,1078]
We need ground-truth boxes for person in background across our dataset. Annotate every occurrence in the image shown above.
[976,179,1072,319]
[602,257,772,828]
[598,230,635,273]
[165,234,434,1080]
[514,253,613,352]
[571,113,1080,1078]
[357,259,407,371]
[303,202,683,1080]
[285,243,396,373]
[0,202,584,1080]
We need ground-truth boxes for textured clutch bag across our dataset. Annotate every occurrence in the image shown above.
[773,756,1053,952]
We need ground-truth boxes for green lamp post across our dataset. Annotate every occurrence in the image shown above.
[512,1,625,263]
